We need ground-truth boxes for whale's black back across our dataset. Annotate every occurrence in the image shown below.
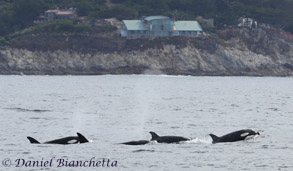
[121,140,150,145]
[44,136,79,144]
[155,136,190,143]
[149,131,190,144]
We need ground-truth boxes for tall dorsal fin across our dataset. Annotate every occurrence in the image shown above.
[77,132,89,143]
[27,136,41,144]
[149,131,160,140]
[209,134,220,143]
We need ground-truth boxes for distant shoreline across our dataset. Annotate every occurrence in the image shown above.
[1,27,293,77]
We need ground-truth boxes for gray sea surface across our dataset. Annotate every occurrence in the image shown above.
[0,75,293,171]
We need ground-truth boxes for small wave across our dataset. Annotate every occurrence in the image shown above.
[132,149,155,153]
[186,137,213,144]
[6,107,51,113]
[29,117,41,120]
[187,124,197,127]
[170,126,180,129]
[268,108,279,111]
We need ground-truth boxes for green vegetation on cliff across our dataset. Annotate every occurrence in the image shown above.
[1,0,293,38]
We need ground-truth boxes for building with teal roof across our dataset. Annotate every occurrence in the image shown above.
[120,16,202,38]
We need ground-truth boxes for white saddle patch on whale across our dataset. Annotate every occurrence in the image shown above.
[67,140,78,144]
[240,132,249,137]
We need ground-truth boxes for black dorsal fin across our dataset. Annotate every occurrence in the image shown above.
[149,131,160,140]
[27,136,41,144]
[209,134,220,143]
[77,133,89,143]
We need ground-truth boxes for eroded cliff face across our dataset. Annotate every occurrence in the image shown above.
[0,27,293,76]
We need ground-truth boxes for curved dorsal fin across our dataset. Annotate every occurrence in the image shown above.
[27,136,41,144]
[77,132,89,143]
[209,134,220,143]
[149,131,160,140]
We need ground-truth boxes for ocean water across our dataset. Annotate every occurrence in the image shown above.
[0,75,292,171]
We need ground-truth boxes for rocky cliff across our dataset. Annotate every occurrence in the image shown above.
[1,27,293,76]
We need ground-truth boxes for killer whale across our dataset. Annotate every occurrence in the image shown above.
[27,132,89,145]
[149,131,190,143]
[120,131,190,145]
[209,129,260,143]
[120,140,150,145]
